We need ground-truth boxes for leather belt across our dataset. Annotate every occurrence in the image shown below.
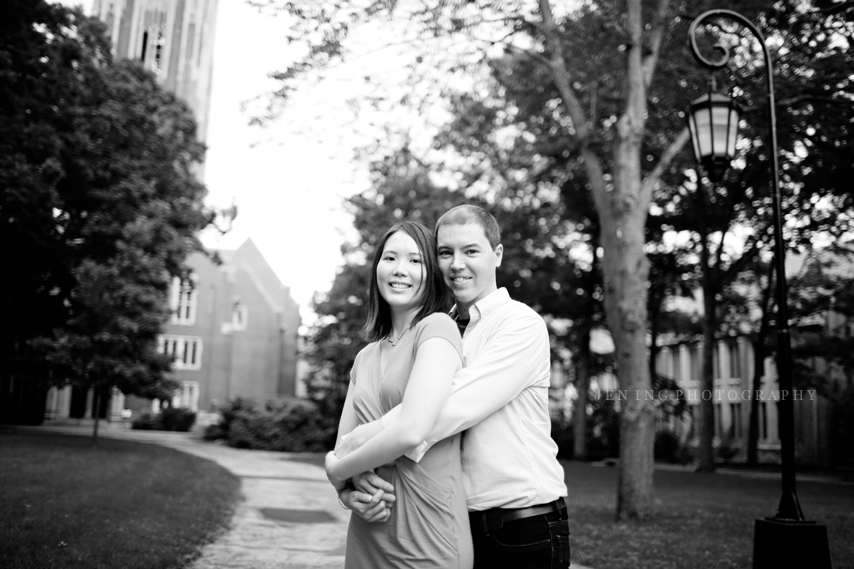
[470,498,565,535]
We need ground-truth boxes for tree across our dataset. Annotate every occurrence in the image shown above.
[1,1,222,437]
[261,0,854,518]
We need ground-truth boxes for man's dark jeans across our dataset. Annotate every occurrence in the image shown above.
[469,498,570,569]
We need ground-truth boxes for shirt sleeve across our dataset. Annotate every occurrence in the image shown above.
[403,308,550,461]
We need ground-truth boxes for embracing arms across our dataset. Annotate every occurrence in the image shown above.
[326,336,463,485]
[338,311,549,459]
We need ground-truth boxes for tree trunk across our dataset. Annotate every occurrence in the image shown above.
[573,326,592,460]
[91,387,100,448]
[696,212,716,472]
[607,0,655,520]
[649,285,662,384]
[538,0,670,519]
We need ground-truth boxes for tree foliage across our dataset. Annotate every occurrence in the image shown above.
[262,0,854,518]
[0,0,222,436]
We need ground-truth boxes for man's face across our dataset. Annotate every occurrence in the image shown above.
[436,222,503,312]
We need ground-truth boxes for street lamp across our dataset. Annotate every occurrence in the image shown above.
[687,10,832,569]
[687,90,740,183]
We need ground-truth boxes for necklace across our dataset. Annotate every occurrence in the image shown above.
[386,327,410,347]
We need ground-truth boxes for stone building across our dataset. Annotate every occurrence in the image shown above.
[45,239,302,420]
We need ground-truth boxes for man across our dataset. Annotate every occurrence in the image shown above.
[339,205,569,568]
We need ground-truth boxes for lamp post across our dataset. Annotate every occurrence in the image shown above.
[686,10,832,569]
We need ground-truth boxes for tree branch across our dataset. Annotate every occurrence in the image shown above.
[641,127,689,206]
[642,0,672,89]
[537,0,610,215]
[538,0,591,143]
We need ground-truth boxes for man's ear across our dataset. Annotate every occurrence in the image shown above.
[494,243,504,267]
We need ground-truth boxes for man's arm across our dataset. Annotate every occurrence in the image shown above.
[400,311,549,459]
[336,311,549,462]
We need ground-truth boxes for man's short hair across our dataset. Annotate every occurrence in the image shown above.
[435,205,501,249]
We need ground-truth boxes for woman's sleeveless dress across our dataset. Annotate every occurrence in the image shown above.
[344,312,473,569]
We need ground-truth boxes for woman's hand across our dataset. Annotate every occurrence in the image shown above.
[325,451,348,490]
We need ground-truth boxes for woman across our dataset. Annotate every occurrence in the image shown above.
[325,220,473,569]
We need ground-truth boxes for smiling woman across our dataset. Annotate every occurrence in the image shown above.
[0,433,240,569]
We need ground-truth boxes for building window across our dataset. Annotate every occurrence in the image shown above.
[729,340,741,379]
[714,402,722,438]
[690,345,700,382]
[232,302,248,331]
[140,25,165,74]
[672,348,682,382]
[158,335,202,370]
[170,275,197,325]
[729,402,742,438]
[172,381,200,411]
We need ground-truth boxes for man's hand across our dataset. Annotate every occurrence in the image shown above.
[336,420,384,458]
[340,487,392,523]
[351,470,395,502]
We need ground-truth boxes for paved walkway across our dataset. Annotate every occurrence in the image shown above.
[9,423,595,568]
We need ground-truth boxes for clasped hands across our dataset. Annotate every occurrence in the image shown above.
[326,421,393,523]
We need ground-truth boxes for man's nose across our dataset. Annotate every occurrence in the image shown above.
[450,252,465,269]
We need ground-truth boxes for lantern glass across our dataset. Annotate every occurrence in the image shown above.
[687,91,740,180]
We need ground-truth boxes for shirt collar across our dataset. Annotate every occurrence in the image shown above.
[449,287,510,324]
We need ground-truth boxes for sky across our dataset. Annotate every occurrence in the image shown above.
[196,2,372,319]
[57,0,376,326]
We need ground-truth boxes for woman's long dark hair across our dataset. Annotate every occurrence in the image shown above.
[361,220,448,342]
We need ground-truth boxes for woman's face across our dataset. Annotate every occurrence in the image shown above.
[376,230,426,312]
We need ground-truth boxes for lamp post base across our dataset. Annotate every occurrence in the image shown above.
[753,518,832,569]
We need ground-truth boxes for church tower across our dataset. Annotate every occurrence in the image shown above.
[91,0,219,155]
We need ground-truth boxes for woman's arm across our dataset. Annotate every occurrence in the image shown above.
[335,380,360,449]
[326,337,462,484]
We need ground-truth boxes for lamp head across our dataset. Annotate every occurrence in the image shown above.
[687,91,740,182]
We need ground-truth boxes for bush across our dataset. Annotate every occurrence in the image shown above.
[206,396,337,452]
[130,408,196,432]
[585,396,621,460]
[158,407,197,431]
[551,422,574,459]
[131,412,156,430]
[654,430,681,463]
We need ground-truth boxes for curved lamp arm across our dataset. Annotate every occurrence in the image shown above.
[688,10,803,523]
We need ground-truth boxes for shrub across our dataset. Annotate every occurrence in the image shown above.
[207,396,337,452]
[131,412,156,430]
[551,422,575,459]
[654,430,681,463]
[130,408,196,432]
[157,407,197,431]
[585,396,621,460]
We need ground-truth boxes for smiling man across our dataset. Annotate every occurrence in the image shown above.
[339,205,570,569]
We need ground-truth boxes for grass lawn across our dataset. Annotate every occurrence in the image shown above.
[565,460,854,569]
[0,433,241,569]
